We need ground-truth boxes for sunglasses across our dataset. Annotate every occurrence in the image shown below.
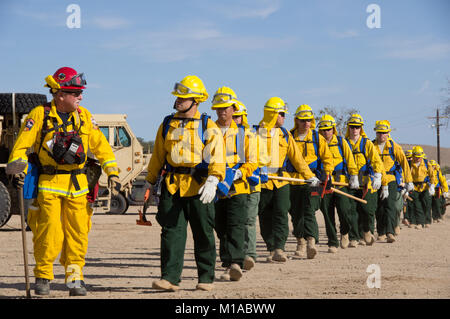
[349,126,361,130]
[61,90,83,97]
[279,112,286,118]
[320,128,333,132]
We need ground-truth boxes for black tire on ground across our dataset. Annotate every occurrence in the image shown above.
[107,193,129,214]
[0,93,48,115]
[0,181,12,228]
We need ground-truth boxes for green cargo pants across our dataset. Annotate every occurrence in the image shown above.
[319,192,339,247]
[156,183,216,285]
[409,190,429,226]
[258,185,290,252]
[376,181,399,236]
[348,189,378,238]
[321,186,358,244]
[431,193,442,221]
[244,192,260,260]
[215,194,248,268]
[289,184,321,243]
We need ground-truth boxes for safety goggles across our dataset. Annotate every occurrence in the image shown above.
[212,93,237,105]
[265,103,289,113]
[374,124,390,132]
[413,151,424,157]
[318,120,335,129]
[349,125,361,130]
[348,116,363,125]
[61,90,83,97]
[173,82,202,96]
[60,73,87,88]
[295,110,313,119]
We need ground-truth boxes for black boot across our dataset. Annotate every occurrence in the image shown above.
[69,280,87,296]
[35,278,50,295]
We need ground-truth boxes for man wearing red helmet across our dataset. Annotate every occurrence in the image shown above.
[7,67,120,297]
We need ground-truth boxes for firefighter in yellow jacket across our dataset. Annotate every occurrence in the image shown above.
[372,120,413,243]
[6,67,120,296]
[212,87,257,282]
[345,114,385,246]
[233,102,262,271]
[146,75,226,292]
[429,160,448,223]
[317,114,361,250]
[288,105,334,259]
[255,97,318,263]
[409,146,437,229]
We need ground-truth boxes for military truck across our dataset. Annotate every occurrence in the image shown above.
[90,114,149,214]
[0,93,149,228]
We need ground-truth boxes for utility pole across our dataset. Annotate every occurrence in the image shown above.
[428,108,448,165]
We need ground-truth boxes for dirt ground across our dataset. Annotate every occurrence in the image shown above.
[1,204,449,300]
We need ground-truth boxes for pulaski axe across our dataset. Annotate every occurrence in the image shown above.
[268,175,368,204]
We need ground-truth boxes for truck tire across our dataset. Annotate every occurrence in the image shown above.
[0,181,12,228]
[0,93,48,115]
[107,192,129,214]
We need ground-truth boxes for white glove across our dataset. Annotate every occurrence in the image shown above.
[372,172,382,190]
[406,182,414,192]
[400,188,407,197]
[444,192,449,199]
[233,169,243,181]
[307,176,321,188]
[380,185,389,200]
[428,184,435,196]
[198,175,219,204]
[349,175,360,189]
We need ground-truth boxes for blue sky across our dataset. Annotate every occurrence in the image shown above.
[1,0,449,147]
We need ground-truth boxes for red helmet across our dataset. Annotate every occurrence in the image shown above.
[45,67,87,90]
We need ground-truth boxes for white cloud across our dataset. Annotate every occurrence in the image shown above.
[329,29,359,39]
[214,0,281,19]
[92,17,131,30]
[417,80,430,94]
[100,25,295,63]
[378,38,450,60]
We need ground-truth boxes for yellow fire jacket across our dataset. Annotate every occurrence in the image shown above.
[432,164,448,194]
[290,128,334,185]
[216,120,258,198]
[7,100,118,197]
[373,138,413,185]
[347,136,386,193]
[326,135,359,184]
[146,110,226,197]
[256,127,315,190]
[410,158,437,192]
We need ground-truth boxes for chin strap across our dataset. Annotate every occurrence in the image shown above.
[173,100,196,113]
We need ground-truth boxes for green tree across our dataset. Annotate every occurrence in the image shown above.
[137,137,154,153]
[315,106,360,136]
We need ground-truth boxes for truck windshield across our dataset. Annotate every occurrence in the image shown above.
[114,126,131,147]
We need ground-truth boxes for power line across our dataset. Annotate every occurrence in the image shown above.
[428,108,449,165]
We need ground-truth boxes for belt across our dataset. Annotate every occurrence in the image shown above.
[41,165,86,191]
[167,166,208,184]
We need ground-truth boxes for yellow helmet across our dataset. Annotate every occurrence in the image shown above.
[429,160,437,166]
[412,146,425,158]
[294,104,314,120]
[405,149,412,158]
[293,104,315,129]
[264,97,288,114]
[318,114,338,135]
[172,75,209,103]
[374,120,391,133]
[211,86,239,109]
[347,113,364,126]
[233,100,247,116]
[345,113,367,138]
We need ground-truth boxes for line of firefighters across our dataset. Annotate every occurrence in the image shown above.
[146,75,449,292]
[7,69,447,296]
